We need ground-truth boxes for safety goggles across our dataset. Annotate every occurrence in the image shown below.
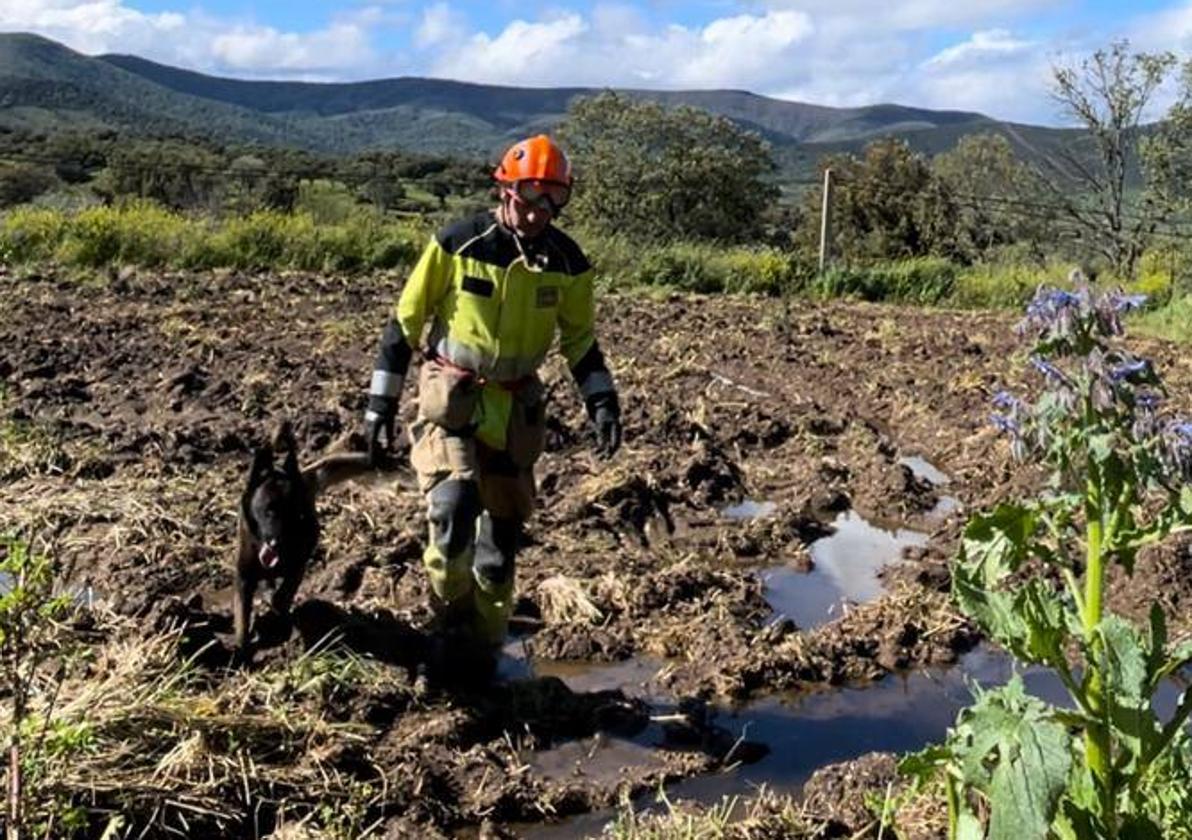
[507,179,571,213]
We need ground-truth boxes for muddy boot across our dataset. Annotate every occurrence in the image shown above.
[472,513,519,649]
[421,624,498,688]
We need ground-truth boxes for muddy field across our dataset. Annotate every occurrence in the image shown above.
[2,264,1191,838]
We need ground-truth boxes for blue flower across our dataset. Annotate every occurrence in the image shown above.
[992,391,1019,410]
[1110,359,1151,382]
[1170,422,1192,441]
[991,413,1020,434]
[1108,293,1148,313]
[1026,288,1079,319]
[1136,392,1162,412]
[1030,356,1070,386]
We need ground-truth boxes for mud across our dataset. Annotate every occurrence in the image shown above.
[2,264,1191,836]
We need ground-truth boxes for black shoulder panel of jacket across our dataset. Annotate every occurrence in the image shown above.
[436,212,592,276]
[374,317,412,376]
[541,226,592,276]
[435,211,518,268]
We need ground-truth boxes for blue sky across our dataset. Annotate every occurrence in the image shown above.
[5,0,1192,124]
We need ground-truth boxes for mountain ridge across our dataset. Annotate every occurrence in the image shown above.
[0,32,1078,173]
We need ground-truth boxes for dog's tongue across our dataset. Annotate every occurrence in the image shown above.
[259,543,280,569]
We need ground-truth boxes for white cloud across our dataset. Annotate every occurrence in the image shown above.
[760,0,1058,31]
[429,8,813,90]
[0,0,185,56]
[416,2,466,50]
[925,29,1037,68]
[1130,2,1192,52]
[212,22,375,74]
[0,0,389,78]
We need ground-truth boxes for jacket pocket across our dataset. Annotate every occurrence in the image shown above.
[505,376,546,470]
[418,360,480,432]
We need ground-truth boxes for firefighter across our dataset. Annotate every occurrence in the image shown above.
[362,134,621,662]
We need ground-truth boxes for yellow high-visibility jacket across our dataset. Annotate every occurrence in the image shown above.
[369,211,615,451]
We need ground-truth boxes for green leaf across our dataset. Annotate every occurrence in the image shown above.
[1099,615,1149,704]
[987,716,1073,840]
[1145,604,1168,692]
[953,554,1021,648]
[1018,580,1071,669]
[954,560,1072,669]
[1087,432,1117,464]
[1097,615,1156,766]
[962,503,1040,580]
[897,744,951,785]
[945,679,1073,840]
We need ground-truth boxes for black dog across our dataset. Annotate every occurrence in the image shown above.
[233,423,389,655]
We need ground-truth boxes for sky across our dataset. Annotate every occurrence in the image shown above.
[4,0,1192,125]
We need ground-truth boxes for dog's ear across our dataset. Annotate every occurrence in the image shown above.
[248,445,274,490]
[273,420,297,453]
[282,447,301,482]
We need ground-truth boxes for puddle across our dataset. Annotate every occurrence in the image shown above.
[534,656,669,697]
[763,511,928,629]
[499,638,667,698]
[722,499,778,520]
[930,495,961,519]
[899,455,949,485]
[0,571,97,607]
[531,733,668,784]
[523,646,1191,838]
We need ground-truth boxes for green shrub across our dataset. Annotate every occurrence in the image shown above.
[717,248,811,295]
[585,235,812,296]
[197,211,311,270]
[57,202,189,268]
[1,207,68,262]
[813,258,956,304]
[0,204,423,274]
[296,180,361,225]
[1133,294,1192,343]
[366,226,421,269]
[628,246,721,292]
[952,260,1074,309]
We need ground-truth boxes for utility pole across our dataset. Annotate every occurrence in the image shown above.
[818,168,834,273]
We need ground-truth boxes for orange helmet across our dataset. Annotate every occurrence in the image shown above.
[493,134,572,186]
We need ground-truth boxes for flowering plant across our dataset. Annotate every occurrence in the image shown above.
[903,282,1192,839]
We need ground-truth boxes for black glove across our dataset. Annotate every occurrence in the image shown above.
[364,395,397,467]
[587,392,622,459]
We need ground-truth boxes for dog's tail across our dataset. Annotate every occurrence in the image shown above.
[301,452,414,497]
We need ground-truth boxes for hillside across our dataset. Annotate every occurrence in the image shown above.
[0,32,1079,173]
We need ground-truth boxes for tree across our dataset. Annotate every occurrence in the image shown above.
[558,92,778,242]
[98,140,225,210]
[933,133,1053,261]
[1043,40,1177,278]
[0,163,58,207]
[801,138,957,261]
